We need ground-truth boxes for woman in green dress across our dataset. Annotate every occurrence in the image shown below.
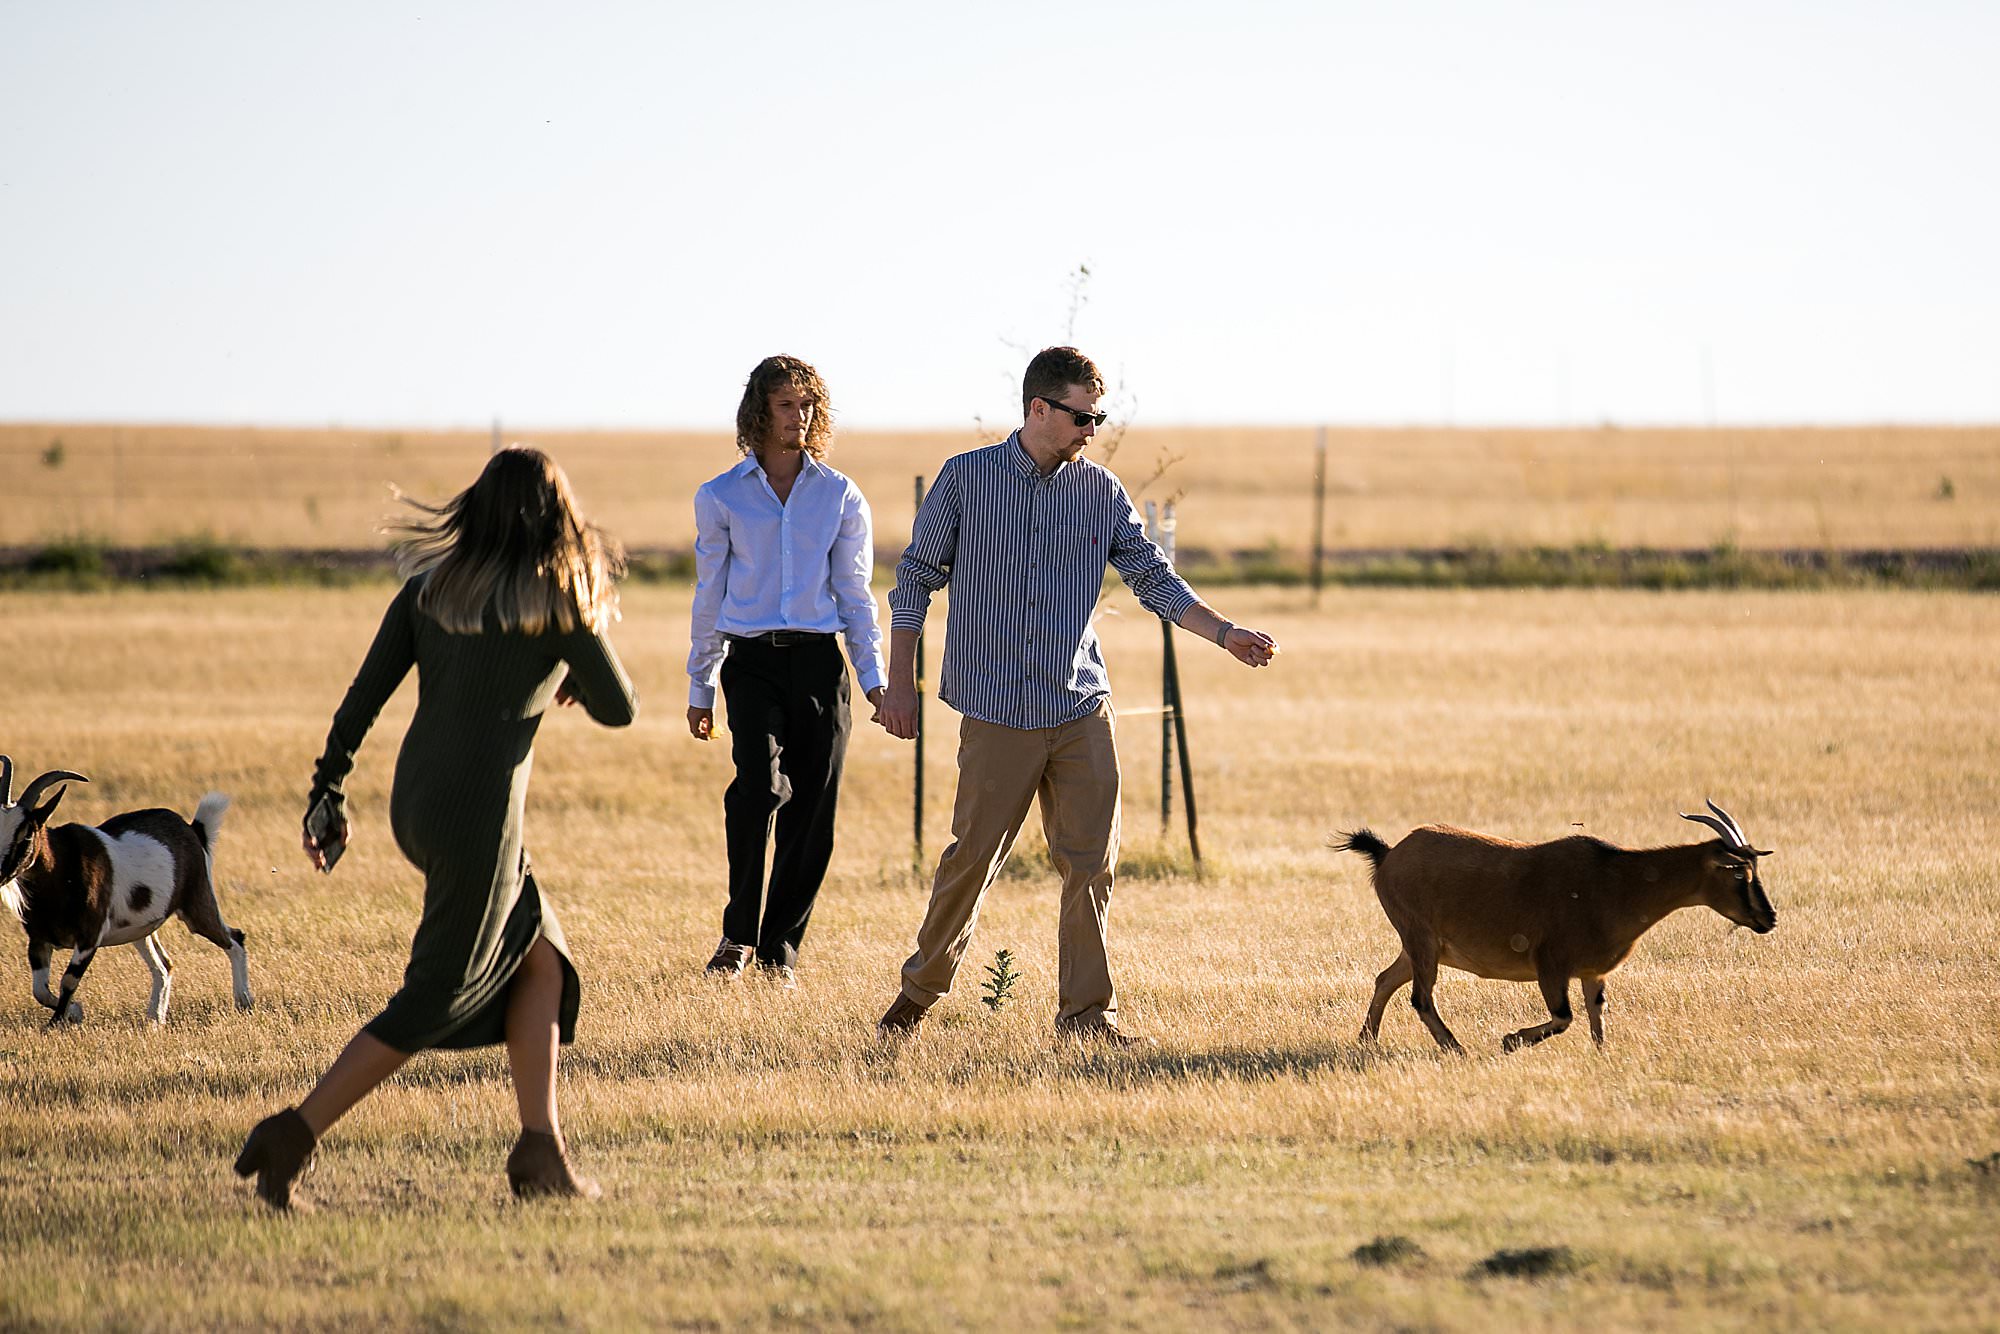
[235,447,637,1210]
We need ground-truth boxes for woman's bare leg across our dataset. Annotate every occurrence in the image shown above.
[296,1032,410,1137]
[504,937,563,1136]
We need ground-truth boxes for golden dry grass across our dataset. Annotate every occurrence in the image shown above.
[2,582,1997,1329]
[4,421,1996,555]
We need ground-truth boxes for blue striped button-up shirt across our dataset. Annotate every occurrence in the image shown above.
[888,433,1199,729]
[687,455,888,708]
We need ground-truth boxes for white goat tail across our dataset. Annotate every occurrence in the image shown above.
[192,792,230,851]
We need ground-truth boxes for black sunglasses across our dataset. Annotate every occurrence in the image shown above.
[1035,395,1108,428]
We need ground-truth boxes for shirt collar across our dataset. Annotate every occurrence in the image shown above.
[737,452,825,484]
[1005,431,1067,480]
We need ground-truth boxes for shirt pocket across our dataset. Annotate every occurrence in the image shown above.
[1048,521,1108,565]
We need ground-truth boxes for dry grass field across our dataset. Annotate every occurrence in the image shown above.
[2,581,1997,1330]
[4,421,1996,556]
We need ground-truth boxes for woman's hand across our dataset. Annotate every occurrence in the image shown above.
[688,706,714,740]
[301,817,349,872]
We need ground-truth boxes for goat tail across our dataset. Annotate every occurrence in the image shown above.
[191,792,231,852]
[1333,827,1391,869]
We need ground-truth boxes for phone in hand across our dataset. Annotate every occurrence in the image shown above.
[304,790,347,873]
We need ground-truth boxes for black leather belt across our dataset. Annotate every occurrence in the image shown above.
[725,630,834,648]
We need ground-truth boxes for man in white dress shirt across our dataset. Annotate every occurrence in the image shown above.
[687,356,887,986]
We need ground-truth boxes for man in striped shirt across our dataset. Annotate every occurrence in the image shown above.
[686,355,887,989]
[875,346,1278,1044]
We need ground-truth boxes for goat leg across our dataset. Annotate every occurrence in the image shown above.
[1361,951,1413,1042]
[27,939,58,1009]
[1406,947,1466,1054]
[136,935,174,1025]
[45,944,97,1030]
[1583,974,1607,1046]
[26,939,79,1021]
[1501,967,1575,1053]
[179,880,253,1011]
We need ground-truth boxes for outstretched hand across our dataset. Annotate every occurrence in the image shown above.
[1223,626,1279,668]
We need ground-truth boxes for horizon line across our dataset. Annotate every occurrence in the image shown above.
[4,416,1998,435]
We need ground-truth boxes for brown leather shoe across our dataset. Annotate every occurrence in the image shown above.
[1055,1017,1157,1048]
[233,1107,317,1212]
[876,992,927,1038]
[506,1130,602,1201]
[704,938,754,976]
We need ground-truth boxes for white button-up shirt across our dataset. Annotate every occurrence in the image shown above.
[686,453,888,708]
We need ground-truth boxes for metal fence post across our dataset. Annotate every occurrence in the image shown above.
[912,474,926,881]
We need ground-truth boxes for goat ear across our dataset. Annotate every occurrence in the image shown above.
[1751,847,1775,858]
[30,788,67,823]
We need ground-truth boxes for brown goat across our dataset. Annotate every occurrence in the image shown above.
[1336,801,1776,1053]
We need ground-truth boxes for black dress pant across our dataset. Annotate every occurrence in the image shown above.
[719,634,852,967]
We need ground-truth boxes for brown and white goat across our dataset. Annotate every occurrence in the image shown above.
[1336,801,1776,1054]
[0,757,252,1028]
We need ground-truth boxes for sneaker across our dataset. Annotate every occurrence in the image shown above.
[757,961,798,991]
[876,992,927,1038]
[1055,1017,1156,1048]
[704,938,753,977]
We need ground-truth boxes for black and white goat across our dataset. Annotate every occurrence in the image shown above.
[0,757,252,1027]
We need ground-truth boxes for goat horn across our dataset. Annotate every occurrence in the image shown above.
[18,770,88,809]
[0,755,11,806]
[1680,810,1737,845]
[1705,799,1750,848]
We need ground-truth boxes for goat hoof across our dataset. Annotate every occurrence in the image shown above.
[234,994,255,1012]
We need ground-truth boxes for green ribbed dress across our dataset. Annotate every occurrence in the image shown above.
[310,574,638,1053]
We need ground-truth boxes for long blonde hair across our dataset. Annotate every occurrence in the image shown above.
[391,447,624,635]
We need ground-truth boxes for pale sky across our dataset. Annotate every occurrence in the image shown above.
[3,0,1995,430]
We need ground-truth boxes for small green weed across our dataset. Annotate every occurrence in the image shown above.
[980,950,1020,1013]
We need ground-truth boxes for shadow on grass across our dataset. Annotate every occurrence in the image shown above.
[1054,1037,1412,1085]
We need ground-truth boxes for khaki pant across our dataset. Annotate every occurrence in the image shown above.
[899,700,1121,1025]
